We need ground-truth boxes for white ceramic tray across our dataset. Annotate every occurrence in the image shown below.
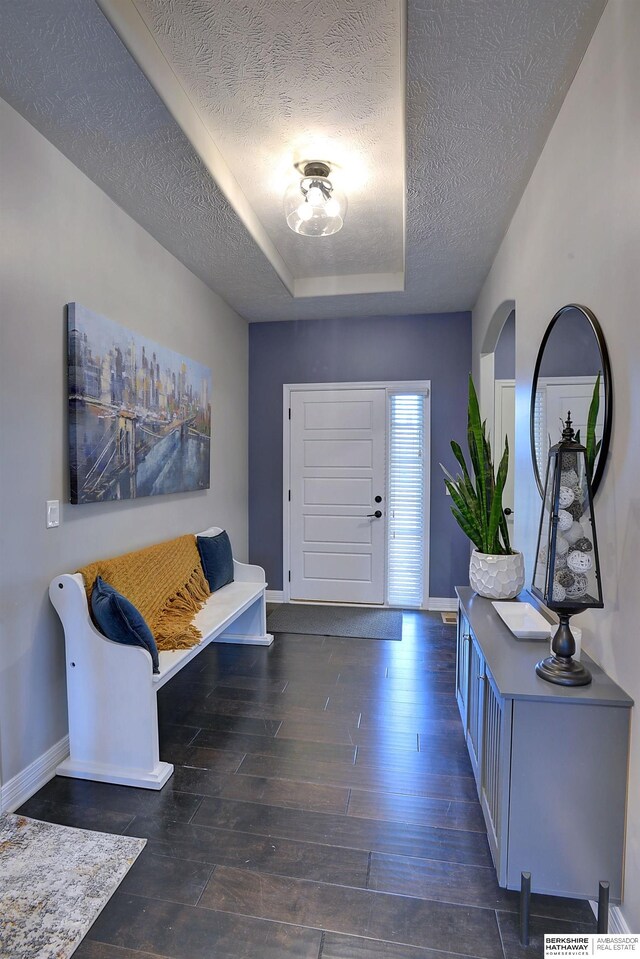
[492,601,552,640]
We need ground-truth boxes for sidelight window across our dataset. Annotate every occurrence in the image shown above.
[387,393,426,607]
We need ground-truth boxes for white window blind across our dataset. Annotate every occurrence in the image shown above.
[387,393,425,608]
[533,384,547,471]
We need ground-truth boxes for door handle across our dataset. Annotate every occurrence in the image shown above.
[504,508,513,516]
[367,510,383,518]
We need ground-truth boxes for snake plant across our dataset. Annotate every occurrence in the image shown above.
[441,375,513,555]
[575,372,602,479]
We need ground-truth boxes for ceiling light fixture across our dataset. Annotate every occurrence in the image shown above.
[284,161,347,237]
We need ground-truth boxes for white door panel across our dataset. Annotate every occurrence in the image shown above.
[290,388,386,603]
[303,477,372,506]
[304,515,373,544]
[304,439,373,468]
[304,400,373,430]
[303,552,372,581]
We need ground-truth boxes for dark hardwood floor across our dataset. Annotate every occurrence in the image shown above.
[18,611,595,958]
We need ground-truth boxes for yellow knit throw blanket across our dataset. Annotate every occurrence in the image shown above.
[79,534,211,651]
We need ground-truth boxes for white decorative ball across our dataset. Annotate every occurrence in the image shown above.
[558,509,573,531]
[565,522,583,546]
[552,581,567,602]
[573,484,585,503]
[567,550,592,573]
[561,469,579,488]
[559,485,575,508]
[555,551,568,570]
[565,571,588,599]
[555,536,569,556]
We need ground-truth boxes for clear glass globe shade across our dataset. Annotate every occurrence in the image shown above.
[283,174,347,237]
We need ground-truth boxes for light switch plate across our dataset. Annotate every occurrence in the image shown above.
[46,500,60,528]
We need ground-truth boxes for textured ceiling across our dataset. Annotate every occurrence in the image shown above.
[0,0,606,322]
[130,0,405,287]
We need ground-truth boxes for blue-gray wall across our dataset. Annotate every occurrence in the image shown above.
[248,312,472,598]
[539,308,602,377]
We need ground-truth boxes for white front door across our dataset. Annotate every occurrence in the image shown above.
[289,388,386,603]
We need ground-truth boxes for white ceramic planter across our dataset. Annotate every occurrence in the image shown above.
[469,549,525,600]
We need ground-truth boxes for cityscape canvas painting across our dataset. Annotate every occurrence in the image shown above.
[68,302,212,504]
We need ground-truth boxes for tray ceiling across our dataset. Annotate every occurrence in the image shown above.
[0,0,606,321]
[120,0,406,297]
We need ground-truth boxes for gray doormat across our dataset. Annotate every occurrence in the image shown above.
[267,604,402,640]
[0,813,145,959]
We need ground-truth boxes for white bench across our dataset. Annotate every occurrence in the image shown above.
[49,526,273,790]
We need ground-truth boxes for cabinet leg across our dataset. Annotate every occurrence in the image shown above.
[597,881,610,934]
[519,871,531,946]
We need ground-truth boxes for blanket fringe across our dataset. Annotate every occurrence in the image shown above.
[154,567,212,650]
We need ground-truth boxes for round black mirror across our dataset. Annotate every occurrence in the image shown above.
[530,305,612,497]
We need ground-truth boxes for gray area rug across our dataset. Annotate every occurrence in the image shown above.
[0,812,145,959]
[267,604,402,640]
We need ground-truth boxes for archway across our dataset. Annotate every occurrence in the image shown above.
[479,299,515,431]
[480,300,516,532]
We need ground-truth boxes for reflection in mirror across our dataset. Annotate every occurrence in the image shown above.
[494,310,515,529]
[531,305,612,497]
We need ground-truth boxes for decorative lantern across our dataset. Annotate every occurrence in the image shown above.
[531,414,603,686]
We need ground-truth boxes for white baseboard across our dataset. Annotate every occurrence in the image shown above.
[589,901,631,934]
[428,597,458,612]
[265,590,284,603]
[1,735,70,813]
[609,905,631,933]
[267,593,459,612]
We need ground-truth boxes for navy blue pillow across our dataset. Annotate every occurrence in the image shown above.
[91,576,159,673]
[197,530,234,592]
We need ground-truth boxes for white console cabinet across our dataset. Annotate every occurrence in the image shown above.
[456,587,632,901]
